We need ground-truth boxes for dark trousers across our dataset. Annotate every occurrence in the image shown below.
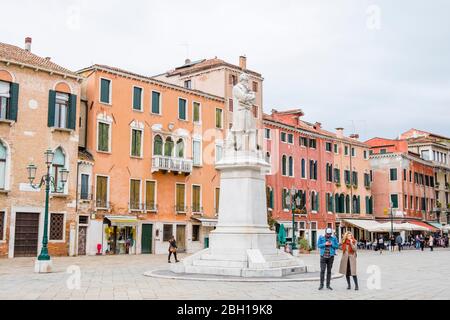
[397,244,402,252]
[168,251,178,262]
[430,246,434,251]
[320,256,334,287]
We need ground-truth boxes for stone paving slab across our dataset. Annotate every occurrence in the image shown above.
[0,249,449,300]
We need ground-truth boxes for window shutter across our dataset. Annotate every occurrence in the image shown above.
[68,94,77,130]
[9,83,19,121]
[48,90,56,127]
[316,193,320,212]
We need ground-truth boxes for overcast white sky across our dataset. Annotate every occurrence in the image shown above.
[2,0,449,140]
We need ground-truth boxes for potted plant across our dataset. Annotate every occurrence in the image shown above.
[298,238,311,254]
[335,182,341,188]
[353,184,358,190]
[437,201,442,208]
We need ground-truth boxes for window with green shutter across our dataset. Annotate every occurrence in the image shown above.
[151,91,160,114]
[390,168,398,181]
[0,82,19,122]
[178,98,187,120]
[131,129,142,157]
[100,78,111,104]
[193,102,201,123]
[391,194,399,209]
[98,122,110,152]
[153,135,163,156]
[130,179,141,210]
[47,90,56,127]
[145,181,156,211]
[133,87,142,111]
[96,176,108,208]
[68,94,77,130]
[215,108,223,129]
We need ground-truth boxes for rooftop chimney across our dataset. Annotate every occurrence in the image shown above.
[336,127,344,138]
[25,37,32,52]
[239,56,247,70]
[184,58,191,65]
[314,122,322,129]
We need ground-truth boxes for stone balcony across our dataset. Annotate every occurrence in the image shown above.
[151,156,193,175]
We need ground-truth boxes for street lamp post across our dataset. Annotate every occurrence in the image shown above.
[27,149,69,273]
[390,202,394,239]
[286,188,301,253]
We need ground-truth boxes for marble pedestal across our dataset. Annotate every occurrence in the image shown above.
[171,152,306,278]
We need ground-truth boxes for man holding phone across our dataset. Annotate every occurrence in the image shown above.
[317,228,339,290]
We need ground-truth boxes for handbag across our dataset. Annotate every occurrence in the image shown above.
[170,247,177,253]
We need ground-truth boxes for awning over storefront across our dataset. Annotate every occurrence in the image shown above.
[375,222,428,232]
[428,222,443,230]
[341,219,382,232]
[192,218,218,228]
[409,221,439,232]
[104,216,138,227]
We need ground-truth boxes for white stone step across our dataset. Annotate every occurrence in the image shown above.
[201,253,247,262]
[192,259,248,268]
[185,265,243,277]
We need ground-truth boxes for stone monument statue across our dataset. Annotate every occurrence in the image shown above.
[229,73,258,152]
[168,73,306,278]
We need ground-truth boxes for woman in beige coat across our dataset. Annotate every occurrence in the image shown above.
[339,232,359,290]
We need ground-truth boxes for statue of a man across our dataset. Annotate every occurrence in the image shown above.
[230,73,257,152]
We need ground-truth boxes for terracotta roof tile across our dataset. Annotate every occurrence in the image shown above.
[164,58,262,78]
[0,42,78,77]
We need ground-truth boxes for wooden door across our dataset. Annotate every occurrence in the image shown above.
[78,226,87,256]
[141,224,153,254]
[14,212,39,257]
[176,225,186,252]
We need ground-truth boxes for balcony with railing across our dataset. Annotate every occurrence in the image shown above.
[152,156,193,175]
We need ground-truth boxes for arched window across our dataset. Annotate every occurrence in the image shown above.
[339,194,345,213]
[345,195,350,214]
[352,195,358,214]
[311,191,319,211]
[282,155,287,176]
[0,142,6,190]
[288,156,294,177]
[335,194,340,213]
[164,137,174,157]
[153,135,163,156]
[301,159,306,178]
[52,147,66,193]
[176,139,184,158]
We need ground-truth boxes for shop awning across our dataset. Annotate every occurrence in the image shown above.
[428,222,443,230]
[341,219,382,232]
[409,221,439,232]
[105,216,138,226]
[375,222,428,232]
[192,217,218,227]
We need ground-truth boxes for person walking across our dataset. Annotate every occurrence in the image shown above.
[317,228,339,291]
[429,235,434,252]
[419,234,425,251]
[168,236,180,263]
[339,232,359,291]
[377,235,384,254]
[395,234,403,252]
[389,235,395,252]
[415,235,420,250]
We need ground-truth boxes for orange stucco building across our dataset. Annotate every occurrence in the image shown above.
[78,64,225,255]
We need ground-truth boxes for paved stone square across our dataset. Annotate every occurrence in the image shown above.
[0,249,448,300]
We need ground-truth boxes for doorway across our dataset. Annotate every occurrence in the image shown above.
[176,225,186,252]
[14,212,39,257]
[78,226,87,256]
[141,224,153,254]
